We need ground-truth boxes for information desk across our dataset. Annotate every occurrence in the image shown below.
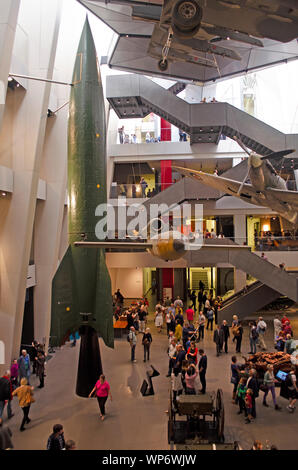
[113,320,128,338]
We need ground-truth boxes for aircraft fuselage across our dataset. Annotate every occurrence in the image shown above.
[249,162,287,192]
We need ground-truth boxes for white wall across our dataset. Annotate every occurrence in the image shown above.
[108,267,143,298]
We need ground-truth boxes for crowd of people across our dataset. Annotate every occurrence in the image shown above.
[1,283,296,450]
[255,230,298,251]
[0,340,78,450]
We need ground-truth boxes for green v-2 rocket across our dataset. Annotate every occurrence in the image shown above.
[50,18,114,397]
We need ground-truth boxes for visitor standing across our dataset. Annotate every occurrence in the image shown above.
[171,369,183,410]
[118,125,124,144]
[155,306,163,333]
[246,369,259,419]
[245,388,253,424]
[206,307,214,331]
[221,320,230,353]
[167,339,177,377]
[186,341,198,365]
[231,356,241,404]
[257,317,267,350]
[198,311,206,340]
[35,351,45,388]
[142,328,152,362]
[10,360,18,388]
[198,349,207,394]
[236,378,247,417]
[185,364,198,395]
[273,316,282,343]
[174,296,183,310]
[175,308,184,327]
[186,306,194,325]
[213,324,224,356]
[17,350,31,384]
[138,306,147,333]
[234,321,243,353]
[140,177,148,197]
[173,344,186,373]
[249,322,258,354]
[128,326,137,363]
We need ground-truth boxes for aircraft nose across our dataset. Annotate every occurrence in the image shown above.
[173,239,185,253]
[249,153,262,168]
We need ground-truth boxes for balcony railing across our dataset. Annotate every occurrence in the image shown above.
[109,182,178,199]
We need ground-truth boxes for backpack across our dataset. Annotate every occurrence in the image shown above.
[285,372,294,388]
[251,328,259,339]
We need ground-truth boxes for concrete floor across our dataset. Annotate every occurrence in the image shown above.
[5,311,298,450]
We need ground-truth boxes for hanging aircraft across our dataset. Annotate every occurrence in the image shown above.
[174,144,298,226]
[79,0,298,72]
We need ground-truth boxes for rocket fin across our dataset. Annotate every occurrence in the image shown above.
[94,248,114,349]
[50,246,80,346]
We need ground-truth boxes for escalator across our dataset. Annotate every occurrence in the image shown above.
[218,281,281,323]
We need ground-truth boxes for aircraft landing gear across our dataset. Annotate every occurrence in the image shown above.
[158,27,173,72]
[158,58,168,71]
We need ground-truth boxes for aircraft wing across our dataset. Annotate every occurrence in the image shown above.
[174,166,258,201]
[74,241,152,249]
[266,188,298,210]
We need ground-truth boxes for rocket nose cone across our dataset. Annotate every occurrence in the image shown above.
[249,153,262,168]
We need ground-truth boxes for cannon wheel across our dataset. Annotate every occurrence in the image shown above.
[215,388,225,442]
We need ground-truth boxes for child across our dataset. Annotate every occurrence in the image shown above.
[245,388,253,423]
[236,377,247,416]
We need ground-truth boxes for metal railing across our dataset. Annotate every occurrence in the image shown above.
[116,128,190,144]
[109,181,179,199]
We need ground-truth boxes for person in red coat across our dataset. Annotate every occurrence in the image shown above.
[282,321,293,337]
[186,307,194,324]
[187,341,198,365]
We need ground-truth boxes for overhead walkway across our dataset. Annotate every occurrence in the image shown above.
[107,74,298,150]
[185,239,298,302]
[218,281,281,323]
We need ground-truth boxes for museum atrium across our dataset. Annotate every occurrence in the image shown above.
[0,0,298,452]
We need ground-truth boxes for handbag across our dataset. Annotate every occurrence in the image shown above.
[259,383,268,392]
[231,376,238,385]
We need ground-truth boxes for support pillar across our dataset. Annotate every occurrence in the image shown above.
[0,0,20,131]
[159,121,174,299]
[233,214,247,293]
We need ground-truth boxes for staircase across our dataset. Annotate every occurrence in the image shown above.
[186,238,298,303]
[218,281,281,323]
[106,74,298,150]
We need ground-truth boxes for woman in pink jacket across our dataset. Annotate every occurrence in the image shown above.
[89,375,112,421]
[185,364,198,395]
